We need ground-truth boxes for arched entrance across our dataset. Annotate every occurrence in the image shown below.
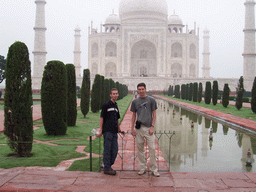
[105,62,116,77]
[131,39,157,77]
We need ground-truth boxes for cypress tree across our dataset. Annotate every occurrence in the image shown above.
[109,78,115,89]
[81,69,90,118]
[186,84,189,100]
[41,60,67,135]
[4,41,33,157]
[104,78,110,102]
[66,64,77,126]
[198,82,203,103]
[212,80,218,106]
[251,77,256,113]
[235,76,245,110]
[222,83,230,108]
[91,74,101,113]
[116,81,120,100]
[100,75,105,107]
[176,85,180,98]
[193,82,198,102]
[181,84,186,99]
[189,83,193,101]
[205,81,211,104]
[119,83,124,100]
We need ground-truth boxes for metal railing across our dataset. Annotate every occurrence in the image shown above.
[90,131,175,172]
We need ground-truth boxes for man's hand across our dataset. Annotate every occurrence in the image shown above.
[131,128,136,137]
[96,130,102,137]
[149,126,154,135]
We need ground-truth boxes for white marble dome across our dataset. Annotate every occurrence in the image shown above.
[168,14,183,25]
[105,13,121,25]
[119,0,168,21]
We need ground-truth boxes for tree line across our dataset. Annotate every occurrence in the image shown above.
[167,76,256,113]
[3,41,128,157]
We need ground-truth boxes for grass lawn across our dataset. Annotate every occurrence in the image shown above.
[0,101,4,110]
[0,94,133,171]
[160,95,256,121]
[0,143,85,169]
[67,158,102,172]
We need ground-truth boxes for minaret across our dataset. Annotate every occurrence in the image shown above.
[32,0,47,90]
[202,27,211,78]
[74,25,82,78]
[243,0,256,90]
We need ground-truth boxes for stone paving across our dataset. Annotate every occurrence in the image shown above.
[1,97,256,191]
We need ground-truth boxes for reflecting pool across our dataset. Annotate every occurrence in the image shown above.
[155,99,256,172]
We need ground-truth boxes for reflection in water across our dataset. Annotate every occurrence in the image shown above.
[155,99,256,172]
[223,125,229,135]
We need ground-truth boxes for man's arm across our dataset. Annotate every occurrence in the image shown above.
[149,110,156,135]
[131,112,136,136]
[96,117,103,137]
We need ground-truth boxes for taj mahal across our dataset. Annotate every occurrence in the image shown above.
[32,0,256,91]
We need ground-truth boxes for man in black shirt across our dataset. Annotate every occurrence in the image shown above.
[96,88,122,175]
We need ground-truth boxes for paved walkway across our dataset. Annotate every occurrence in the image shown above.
[1,97,256,191]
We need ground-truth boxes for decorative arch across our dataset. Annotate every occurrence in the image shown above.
[131,39,157,77]
[190,43,196,59]
[91,63,98,78]
[105,41,117,57]
[189,64,196,77]
[171,63,182,78]
[91,43,98,58]
[105,62,117,77]
[171,42,182,58]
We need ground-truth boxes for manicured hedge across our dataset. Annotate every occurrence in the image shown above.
[91,74,101,113]
[4,41,33,157]
[205,81,211,104]
[41,60,67,135]
[66,64,77,126]
[81,69,90,118]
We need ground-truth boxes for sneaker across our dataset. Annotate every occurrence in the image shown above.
[138,170,146,175]
[104,169,116,175]
[152,171,160,177]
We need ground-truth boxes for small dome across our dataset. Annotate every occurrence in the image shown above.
[105,13,121,25]
[75,25,81,31]
[168,14,183,25]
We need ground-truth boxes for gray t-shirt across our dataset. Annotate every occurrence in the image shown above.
[130,96,157,127]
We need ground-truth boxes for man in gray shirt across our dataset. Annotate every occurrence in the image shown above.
[130,83,159,177]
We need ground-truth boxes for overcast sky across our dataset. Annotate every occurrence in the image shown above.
[0,0,245,82]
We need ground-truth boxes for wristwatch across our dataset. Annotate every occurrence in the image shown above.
[151,125,154,127]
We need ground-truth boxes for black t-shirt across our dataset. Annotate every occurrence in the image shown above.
[101,100,120,133]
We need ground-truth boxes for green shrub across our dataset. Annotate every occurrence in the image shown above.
[81,69,90,118]
[222,83,230,108]
[205,81,211,104]
[235,76,245,110]
[91,74,101,113]
[41,60,67,135]
[100,75,105,106]
[251,77,256,113]
[181,84,186,99]
[189,83,193,101]
[4,41,33,157]
[66,64,77,126]
[212,80,218,105]
[193,82,198,102]
[198,82,202,103]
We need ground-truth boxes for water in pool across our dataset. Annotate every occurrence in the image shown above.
[155,99,256,172]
